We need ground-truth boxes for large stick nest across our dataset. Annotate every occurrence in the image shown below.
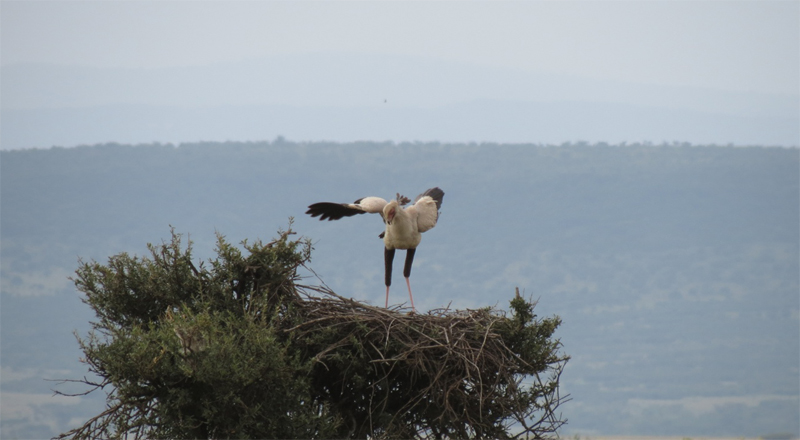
[287,284,569,439]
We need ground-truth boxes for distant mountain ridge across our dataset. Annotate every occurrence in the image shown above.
[3,101,797,150]
[2,54,798,149]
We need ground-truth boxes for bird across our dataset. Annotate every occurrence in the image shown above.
[306,187,444,311]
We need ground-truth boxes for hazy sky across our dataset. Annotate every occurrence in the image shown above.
[2,1,798,95]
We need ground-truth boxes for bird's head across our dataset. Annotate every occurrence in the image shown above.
[384,200,398,224]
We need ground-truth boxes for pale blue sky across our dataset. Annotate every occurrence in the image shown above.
[2,0,798,95]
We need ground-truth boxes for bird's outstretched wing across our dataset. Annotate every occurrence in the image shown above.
[306,196,388,221]
[408,187,444,233]
[414,187,444,210]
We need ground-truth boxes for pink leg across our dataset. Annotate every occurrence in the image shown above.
[385,285,390,308]
[405,277,416,312]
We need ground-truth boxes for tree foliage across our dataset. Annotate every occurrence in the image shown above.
[57,225,568,439]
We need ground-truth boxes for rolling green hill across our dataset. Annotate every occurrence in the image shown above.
[1,141,798,438]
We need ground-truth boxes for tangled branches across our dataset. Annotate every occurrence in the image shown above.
[290,285,569,439]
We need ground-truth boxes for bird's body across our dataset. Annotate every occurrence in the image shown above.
[306,187,444,311]
[382,200,421,250]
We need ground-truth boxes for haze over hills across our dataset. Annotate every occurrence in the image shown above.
[2,2,797,437]
[1,141,798,438]
[2,54,798,149]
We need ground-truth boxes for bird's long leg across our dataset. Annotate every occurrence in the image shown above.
[384,247,395,308]
[403,249,416,311]
[404,278,415,311]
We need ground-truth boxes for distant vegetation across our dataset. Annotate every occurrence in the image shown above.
[1,141,797,438]
[3,139,796,263]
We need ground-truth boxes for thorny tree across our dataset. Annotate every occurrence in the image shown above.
[56,224,569,439]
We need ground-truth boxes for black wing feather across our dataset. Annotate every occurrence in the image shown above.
[415,187,444,210]
[306,202,366,221]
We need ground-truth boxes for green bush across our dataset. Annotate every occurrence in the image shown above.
[58,226,568,439]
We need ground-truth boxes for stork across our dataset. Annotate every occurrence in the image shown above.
[306,187,444,311]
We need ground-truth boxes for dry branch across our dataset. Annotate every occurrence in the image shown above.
[288,284,569,439]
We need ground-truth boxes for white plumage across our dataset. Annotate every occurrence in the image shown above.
[306,187,444,311]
